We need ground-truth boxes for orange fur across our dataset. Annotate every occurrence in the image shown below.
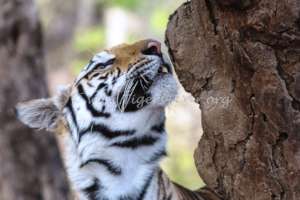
[108,39,156,72]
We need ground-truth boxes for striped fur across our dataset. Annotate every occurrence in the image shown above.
[16,40,216,200]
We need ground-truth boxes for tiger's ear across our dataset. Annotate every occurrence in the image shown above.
[15,85,71,132]
[16,98,62,132]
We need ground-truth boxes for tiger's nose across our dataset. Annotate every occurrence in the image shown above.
[142,40,162,56]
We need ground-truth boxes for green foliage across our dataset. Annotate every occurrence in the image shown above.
[97,0,141,10]
[72,27,106,74]
[150,8,169,34]
[71,59,88,75]
[162,149,204,189]
[74,27,105,53]
[111,0,141,10]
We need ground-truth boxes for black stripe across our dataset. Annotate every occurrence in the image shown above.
[158,170,168,200]
[116,67,121,77]
[119,196,133,200]
[65,98,78,131]
[79,58,113,81]
[112,78,117,85]
[119,172,154,200]
[86,82,94,87]
[98,73,108,80]
[75,61,95,84]
[80,159,122,176]
[127,63,135,72]
[82,178,100,200]
[101,105,106,112]
[110,136,158,149]
[77,84,111,118]
[151,122,165,133]
[86,60,95,70]
[88,58,115,71]
[104,86,112,96]
[146,149,167,164]
[100,57,115,67]
[89,72,100,79]
[137,172,154,200]
[174,183,202,200]
[90,82,107,100]
[78,123,135,143]
[117,67,121,76]
[112,68,121,85]
[76,58,115,84]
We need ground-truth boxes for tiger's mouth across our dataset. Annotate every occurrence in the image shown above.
[135,57,172,90]
[116,57,172,112]
[126,56,172,90]
[157,63,172,75]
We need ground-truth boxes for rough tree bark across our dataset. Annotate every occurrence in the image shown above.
[166,0,300,200]
[0,0,70,199]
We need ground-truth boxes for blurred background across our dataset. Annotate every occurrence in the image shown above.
[37,0,203,189]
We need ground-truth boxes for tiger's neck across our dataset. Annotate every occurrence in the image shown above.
[63,107,169,200]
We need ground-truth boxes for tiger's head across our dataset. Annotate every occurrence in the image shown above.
[16,39,178,134]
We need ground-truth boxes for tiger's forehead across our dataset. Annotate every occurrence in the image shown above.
[108,40,148,56]
[74,39,154,85]
[108,39,151,71]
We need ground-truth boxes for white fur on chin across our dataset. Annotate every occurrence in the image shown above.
[149,74,178,108]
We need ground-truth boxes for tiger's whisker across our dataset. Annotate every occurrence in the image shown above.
[140,74,149,84]
[139,79,147,91]
[120,78,134,112]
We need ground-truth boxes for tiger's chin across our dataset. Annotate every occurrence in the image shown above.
[116,73,177,112]
[148,73,178,108]
[131,63,178,110]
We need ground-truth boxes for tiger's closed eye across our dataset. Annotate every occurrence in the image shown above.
[74,55,116,85]
[94,58,116,70]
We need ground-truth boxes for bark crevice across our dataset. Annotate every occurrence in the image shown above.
[204,0,218,34]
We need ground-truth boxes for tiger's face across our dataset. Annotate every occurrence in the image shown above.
[71,39,176,113]
[16,39,178,133]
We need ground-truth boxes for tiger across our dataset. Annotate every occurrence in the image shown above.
[16,39,220,200]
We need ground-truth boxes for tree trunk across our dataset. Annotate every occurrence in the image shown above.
[166,0,300,200]
[40,0,79,70]
[0,0,70,199]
